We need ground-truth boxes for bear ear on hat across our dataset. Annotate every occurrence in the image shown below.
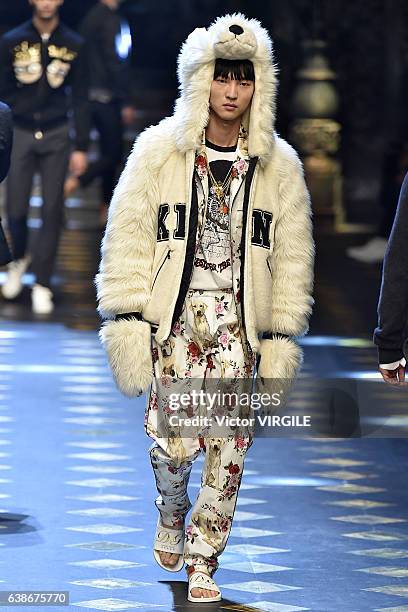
[177,27,213,83]
[185,27,208,48]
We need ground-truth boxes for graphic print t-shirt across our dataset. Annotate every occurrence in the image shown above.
[190,140,246,290]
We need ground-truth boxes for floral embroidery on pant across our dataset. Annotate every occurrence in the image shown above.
[146,288,255,574]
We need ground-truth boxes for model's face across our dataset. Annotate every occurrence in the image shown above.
[209,74,255,122]
[29,0,63,20]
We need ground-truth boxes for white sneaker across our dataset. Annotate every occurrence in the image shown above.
[347,236,388,263]
[1,256,31,299]
[31,284,54,314]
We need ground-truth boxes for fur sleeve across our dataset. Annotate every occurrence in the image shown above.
[269,141,315,336]
[95,120,171,319]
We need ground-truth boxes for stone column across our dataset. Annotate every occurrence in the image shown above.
[290,39,343,231]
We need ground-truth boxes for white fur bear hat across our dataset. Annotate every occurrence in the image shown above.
[173,13,278,164]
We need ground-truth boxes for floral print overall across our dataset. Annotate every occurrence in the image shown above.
[146,288,256,575]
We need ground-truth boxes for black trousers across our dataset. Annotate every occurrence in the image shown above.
[78,100,123,204]
[6,123,70,287]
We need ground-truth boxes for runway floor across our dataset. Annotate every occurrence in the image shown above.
[0,172,407,611]
[0,319,407,612]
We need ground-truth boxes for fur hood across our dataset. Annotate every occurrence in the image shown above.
[173,13,278,164]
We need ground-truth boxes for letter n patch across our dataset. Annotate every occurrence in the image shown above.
[251,209,273,249]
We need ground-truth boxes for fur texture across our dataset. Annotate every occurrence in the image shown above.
[174,13,278,164]
[268,141,315,336]
[96,13,315,396]
[95,118,177,319]
[258,336,303,380]
[99,318,153,397]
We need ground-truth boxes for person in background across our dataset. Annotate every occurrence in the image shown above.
[64,0,135,226]
[0,0,89,314]
[374,171,408,384]
[348,62,408,265]
[0,101,13,266]
[347,142,408,264]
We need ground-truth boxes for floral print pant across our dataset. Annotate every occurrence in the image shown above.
[146,288,256,575]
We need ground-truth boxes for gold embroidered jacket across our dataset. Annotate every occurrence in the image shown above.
[0,19,89,150]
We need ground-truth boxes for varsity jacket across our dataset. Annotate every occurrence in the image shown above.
[96,13,315,397]
[374,172,408,364]
[0,20,89,151]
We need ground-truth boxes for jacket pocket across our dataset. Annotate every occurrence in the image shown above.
[151,246,171,291]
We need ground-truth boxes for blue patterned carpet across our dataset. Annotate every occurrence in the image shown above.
[0,321,407,612]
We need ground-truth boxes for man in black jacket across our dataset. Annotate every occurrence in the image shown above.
[374,172,408,384]
[0,0,89,314]
[0,102,13,266]
[64,0,135,224]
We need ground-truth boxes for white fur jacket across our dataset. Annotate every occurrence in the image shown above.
[95,13,315,397]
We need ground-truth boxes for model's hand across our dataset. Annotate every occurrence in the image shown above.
[69,151,88,177]
[379,364,406,385]
[122,105,136,127]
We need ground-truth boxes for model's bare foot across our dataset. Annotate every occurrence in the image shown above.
[64,175,80,198]
[157,521,182,567]
[190,566,219,599]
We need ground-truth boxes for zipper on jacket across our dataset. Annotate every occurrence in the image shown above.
[266,257,272,278]
[36,34,50,126]
[239,158,259,352]
[151,247,171,290]
[229,181,244,335]
[177,171,199,297]
[170,165,199,328]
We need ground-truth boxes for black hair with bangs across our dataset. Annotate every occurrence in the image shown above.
[213,58,255,81]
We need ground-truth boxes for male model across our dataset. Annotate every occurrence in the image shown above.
[65,0,135,225]
[375,172,408,384]
[97,14,315,603]
[0,0,89,313]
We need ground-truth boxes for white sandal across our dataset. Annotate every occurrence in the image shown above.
[187,569,222,603]
[153,515,184,572]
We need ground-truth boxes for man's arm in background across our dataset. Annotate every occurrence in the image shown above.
[374,172,408,383]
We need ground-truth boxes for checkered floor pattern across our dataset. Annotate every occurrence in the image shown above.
[0,322,407,611]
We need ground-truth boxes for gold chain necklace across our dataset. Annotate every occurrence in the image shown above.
[195,123,249,216]
[205,152,235,210]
